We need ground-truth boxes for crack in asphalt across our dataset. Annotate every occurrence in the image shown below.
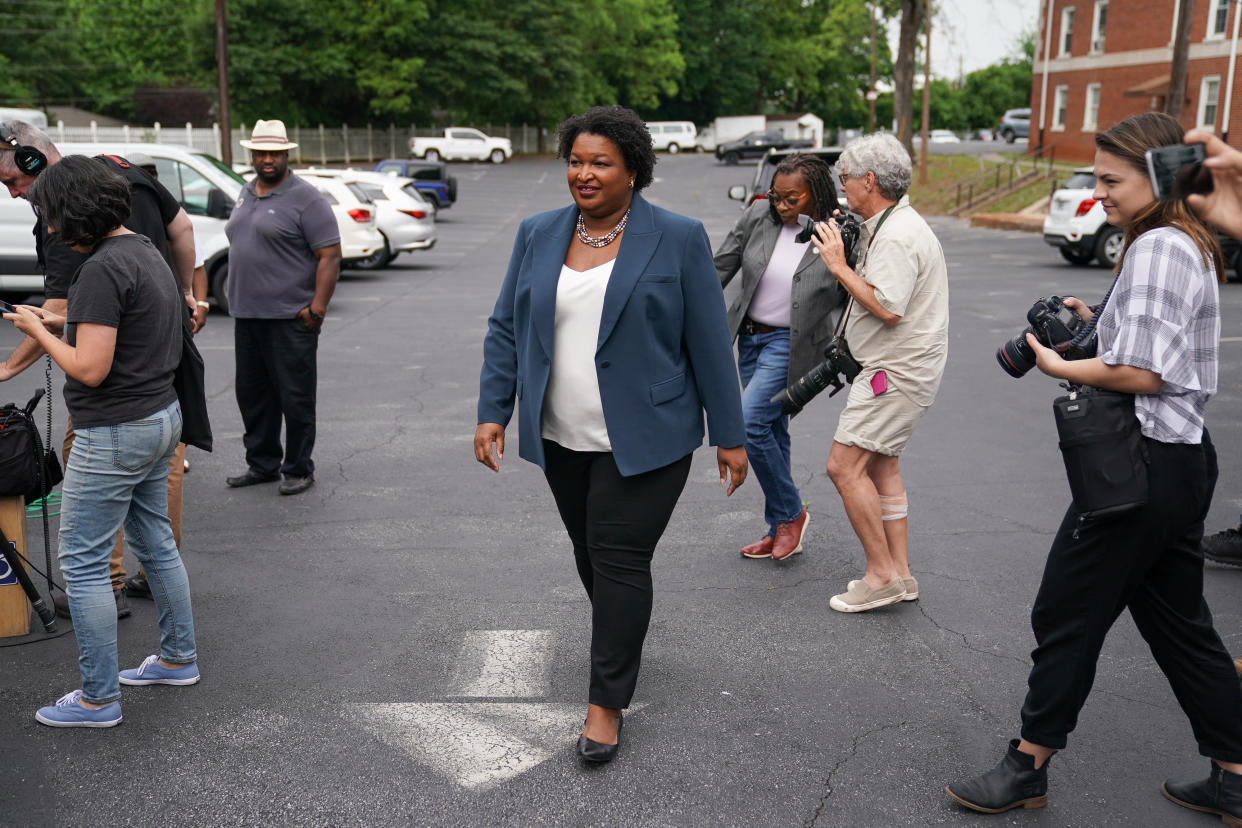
[915,603,1030,666]
[807,719,915,827]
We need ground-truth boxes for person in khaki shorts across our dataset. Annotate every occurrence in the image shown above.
[810,132,948,613]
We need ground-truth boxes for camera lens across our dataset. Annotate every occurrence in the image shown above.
[996,329,1037,378]
[772,361,836,412]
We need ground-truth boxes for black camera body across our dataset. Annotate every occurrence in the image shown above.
[796,213,862,268]
[996,295,1094,378]
[770,335,863,415]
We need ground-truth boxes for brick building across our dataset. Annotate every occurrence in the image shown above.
[1031,0,1242,161]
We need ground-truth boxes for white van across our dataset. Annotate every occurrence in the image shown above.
[645,121,699,154]
[0,143,244,310]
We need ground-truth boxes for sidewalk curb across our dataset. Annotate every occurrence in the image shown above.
[969,212,1044,233]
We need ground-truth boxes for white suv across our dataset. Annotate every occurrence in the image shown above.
[1042,168,1124,267]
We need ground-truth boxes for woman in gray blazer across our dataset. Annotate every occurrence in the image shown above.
[714,154,844,561]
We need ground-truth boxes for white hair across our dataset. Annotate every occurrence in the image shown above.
[0,120,56,176]
[835,133,912,201]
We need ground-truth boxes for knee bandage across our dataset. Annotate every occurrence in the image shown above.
[879,492,908,521]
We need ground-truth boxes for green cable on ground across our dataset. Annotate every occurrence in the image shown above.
[25,492,61,518]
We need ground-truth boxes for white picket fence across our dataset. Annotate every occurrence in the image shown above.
[48,121,548,163]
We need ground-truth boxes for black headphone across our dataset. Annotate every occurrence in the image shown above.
[0,124,49,176]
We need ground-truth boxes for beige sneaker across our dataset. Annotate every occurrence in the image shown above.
[830,578,907,613]
[848,576,918,601]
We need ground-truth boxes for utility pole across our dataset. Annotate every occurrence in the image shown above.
[869,4,878,133]
[920,1,932,184]
[1167,0,1196,118]
[215,0,232,167]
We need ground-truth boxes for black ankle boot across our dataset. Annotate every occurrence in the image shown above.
[945,739,1049,814]
[1163,762,1242,827]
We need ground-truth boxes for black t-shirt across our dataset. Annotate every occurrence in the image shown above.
[36,155,181,300]
[64,234,182,428]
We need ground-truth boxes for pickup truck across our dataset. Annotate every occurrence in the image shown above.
[409,128,512,164]
[715,130,815,165]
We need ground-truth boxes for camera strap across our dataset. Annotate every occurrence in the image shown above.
[833,203,897,338]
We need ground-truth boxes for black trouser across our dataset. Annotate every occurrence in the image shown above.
[234,318,319,479]
[542,440,693,709]
[1021,431,1242,762]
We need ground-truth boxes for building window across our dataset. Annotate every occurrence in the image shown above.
[1209,0,1230,37]
[1060,7,1075,56]
[1083,84,1101,131]
[1053,86,1069,130]
[1199,76,1221,130]
[1091,0,1108,53]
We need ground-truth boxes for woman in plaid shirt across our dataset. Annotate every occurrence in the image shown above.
[947,112,1242,824]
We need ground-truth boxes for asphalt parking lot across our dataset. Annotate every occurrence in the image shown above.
[1,152,1240,827]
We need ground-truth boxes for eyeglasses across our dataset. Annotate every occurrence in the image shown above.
[766,189,807,208]
[837,170,867,186]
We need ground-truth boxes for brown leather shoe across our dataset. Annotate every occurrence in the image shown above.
[741,535,774,559]
[771,509,809,561]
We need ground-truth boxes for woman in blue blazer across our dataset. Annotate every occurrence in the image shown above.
[475,106,747,763]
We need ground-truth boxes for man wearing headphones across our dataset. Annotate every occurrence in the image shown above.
[0,120,197,618]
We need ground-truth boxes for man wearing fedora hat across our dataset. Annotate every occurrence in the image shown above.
[225,119,341,496]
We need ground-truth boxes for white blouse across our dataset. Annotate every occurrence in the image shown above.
[541,260,615,451]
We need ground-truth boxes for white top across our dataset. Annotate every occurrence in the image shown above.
[747,223,807,327]
[541,260,615,451]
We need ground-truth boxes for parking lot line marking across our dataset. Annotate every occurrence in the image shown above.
[447,629,553,698]
[345,702,582,790]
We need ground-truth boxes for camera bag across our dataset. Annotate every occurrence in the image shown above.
[1053,386,1147,519]
[0,389,62,504]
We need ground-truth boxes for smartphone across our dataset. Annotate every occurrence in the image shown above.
[1145,143,1213,200]
[0,299,16,314]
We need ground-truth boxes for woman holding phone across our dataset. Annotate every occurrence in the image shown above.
[945,112,1242,822]
[5,156,198,727]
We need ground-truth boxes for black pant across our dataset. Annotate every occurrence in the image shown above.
[542,440,693,709]
[1021,431,1242,762]
[234,318,319,479]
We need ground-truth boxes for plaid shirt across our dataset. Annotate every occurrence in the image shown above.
[1095,226,1220,444]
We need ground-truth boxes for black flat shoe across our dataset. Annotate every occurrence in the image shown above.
[577,712,623,763]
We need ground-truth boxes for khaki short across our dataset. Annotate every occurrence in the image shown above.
[834,374,929,456]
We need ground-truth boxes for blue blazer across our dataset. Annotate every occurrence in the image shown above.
[478,193,745,476]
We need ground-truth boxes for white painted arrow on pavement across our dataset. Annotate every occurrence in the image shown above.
[343,629,640,790]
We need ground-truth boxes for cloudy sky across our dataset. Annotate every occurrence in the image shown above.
[887,0,1043,79]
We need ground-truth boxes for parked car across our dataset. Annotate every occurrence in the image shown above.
[646,121,699,154]
[301,169,436,269]
[998,108,1030,143]
[373,158,457,209]
[409,128,512,164]
[715,130,815,165]
[1,142,242,307]
[299,175,385,268]
[726,147,844,207]
[1042,168,1123,267]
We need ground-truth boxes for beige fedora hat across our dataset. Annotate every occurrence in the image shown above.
[240,119,298,151]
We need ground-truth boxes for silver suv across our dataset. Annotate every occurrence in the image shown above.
[998,108,1030,143]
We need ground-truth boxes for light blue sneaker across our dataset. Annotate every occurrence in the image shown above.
[35,690,122,728]
[119,654,200,686]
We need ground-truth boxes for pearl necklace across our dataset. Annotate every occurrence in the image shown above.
[576,209,630,248]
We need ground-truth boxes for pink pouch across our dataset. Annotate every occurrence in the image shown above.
[870,370,888,395]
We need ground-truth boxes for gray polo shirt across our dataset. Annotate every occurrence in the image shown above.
[225,173,340,318]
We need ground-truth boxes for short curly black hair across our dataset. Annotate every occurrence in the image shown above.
[27,155,130,248]
[556,105,657,192]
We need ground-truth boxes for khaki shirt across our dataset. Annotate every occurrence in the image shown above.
[846,195,949,407]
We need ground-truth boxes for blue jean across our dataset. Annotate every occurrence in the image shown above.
[737,330,803,534]
[59,401,196,703]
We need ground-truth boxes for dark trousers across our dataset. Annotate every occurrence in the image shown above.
[542,440,693,709]
[234,318,319,479]
[1021,431,1242,762]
